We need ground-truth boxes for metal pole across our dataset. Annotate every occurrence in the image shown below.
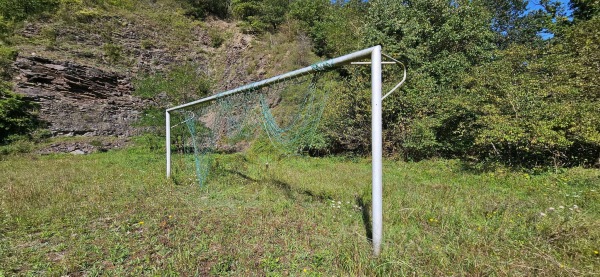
[371,46,383,256]
[166,46,379,112]
[166,111,171,178]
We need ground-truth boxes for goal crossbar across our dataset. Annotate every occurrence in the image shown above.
[166,45,396,256]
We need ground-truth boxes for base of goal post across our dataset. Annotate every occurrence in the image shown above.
[165,45,406,256]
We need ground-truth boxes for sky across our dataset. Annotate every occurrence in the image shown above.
[527,0,572,16]
[526,0,573,39]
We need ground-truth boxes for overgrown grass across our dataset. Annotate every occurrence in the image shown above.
[1,145,599,275]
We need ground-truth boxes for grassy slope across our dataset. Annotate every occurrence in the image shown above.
[0,145,598,276]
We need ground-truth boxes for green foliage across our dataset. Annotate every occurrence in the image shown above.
[315,0,598,167]
[289,0,365,57]
[232,0,289,33]
[481,0,552,49]
[135,63,212,104]
[0,0,59,42]
[0,136,35,154]
[134,63,212,144]
[328,0,496,159]
[0,15,14,42]
[571,0,600,20]
[207,27,225,48]
[460,14,600,167]
[0,0,60,21]
[0,82,39,144]
[73,7,103,23]
[181,0,231,19]
[0,46,17,78]
[102,43,122,64]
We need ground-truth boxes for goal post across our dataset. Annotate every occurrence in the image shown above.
[165,45,405,256]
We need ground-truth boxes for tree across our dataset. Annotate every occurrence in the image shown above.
[480,0,552,49]
[571,0,600,21]
[338,0,497,158]
[459,9,600,166]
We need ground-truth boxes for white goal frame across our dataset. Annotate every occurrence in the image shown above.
[165,45,405,256]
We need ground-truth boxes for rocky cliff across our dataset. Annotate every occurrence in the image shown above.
[7,10,314,156]
[13,55,147,137]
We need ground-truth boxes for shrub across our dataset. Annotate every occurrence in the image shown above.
[0,0,60,21]
[102,43,122,64]
[133,63,213,149]
[207,27,226,48]
[0,46,17,78]
[74,8,103,23]
[0,82,40,144]
[182,0,231,19]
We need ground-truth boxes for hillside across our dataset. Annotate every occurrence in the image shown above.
[2,0,319,154]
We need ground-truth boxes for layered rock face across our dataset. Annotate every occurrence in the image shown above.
[13,56,147,137]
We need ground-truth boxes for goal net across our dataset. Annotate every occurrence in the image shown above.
[165,46,404,256]
[167,66,331,187]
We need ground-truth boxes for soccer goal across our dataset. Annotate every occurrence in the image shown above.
[165,45,405,256]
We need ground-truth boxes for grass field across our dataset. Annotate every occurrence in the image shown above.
[1,145,599,276]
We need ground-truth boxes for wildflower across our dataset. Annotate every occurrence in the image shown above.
[539,212,547,217]
[559,206,564,209]
[548,207,555,212]
[572,205,579,209]
[139,221,144,225]
[594,250,599,255]
[303,268,308,273]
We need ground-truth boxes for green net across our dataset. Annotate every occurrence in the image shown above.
[170,65,333,188]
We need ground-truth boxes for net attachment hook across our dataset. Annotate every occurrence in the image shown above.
[350,53,407,101]
[380,53,406,101]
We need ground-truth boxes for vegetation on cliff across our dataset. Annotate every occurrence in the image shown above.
[0,0,598,168]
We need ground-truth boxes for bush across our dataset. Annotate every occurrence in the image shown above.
[0,136,35,155]
[133,63,213,149]
[182,0,231,19]
[232,0,288,33]
[74,8,103,23]
[0,15,13,41]
[102,43,122,64]
[0,82,40,144]
[0,0,60,21]
[208,27,225,48]
[0,46,17,78]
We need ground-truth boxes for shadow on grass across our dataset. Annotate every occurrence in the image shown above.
[222,169,259,182]
[222,168,334,202]
[356,196,373,241]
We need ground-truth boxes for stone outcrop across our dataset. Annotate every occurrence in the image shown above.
[13,55,148,137]
[36,139,129,155]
